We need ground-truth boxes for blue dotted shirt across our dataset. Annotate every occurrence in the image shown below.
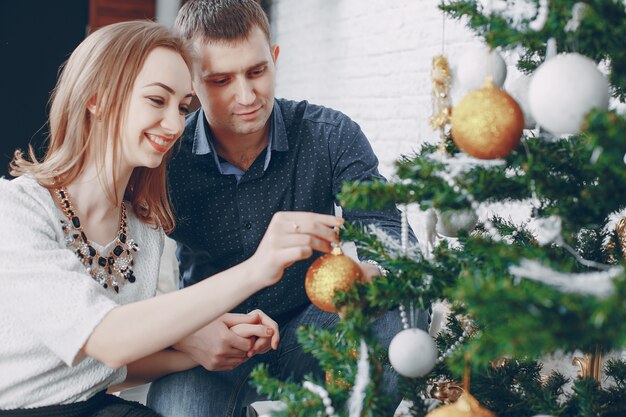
[167,98,407,322]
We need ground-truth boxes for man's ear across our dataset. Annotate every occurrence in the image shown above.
[271,44,280,64]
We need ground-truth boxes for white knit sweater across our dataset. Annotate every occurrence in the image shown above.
[0,176,164,409]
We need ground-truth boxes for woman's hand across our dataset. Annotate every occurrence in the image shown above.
[250,211,343,287]
[230,309,280,357]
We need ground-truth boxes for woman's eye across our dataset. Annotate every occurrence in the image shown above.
[148,97,164,106]
[179,106,190,115]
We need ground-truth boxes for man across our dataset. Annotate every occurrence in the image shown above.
[147,1,427,416]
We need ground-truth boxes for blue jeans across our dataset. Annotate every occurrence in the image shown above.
[147,305,428,417]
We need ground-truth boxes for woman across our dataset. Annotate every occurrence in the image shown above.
[0,21,341,415]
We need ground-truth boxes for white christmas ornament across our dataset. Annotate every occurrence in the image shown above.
[508,74,537,129]
[435,209,479,238]
[388,328,437,378]
[450,46,507,104]
[528,53,610,135]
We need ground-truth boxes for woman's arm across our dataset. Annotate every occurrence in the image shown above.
[107,349,197,392]
[83,212,342,368]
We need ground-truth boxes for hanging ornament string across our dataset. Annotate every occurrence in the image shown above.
[399,206,412,330]
[429,55,453,144]
[395,206,471,366]
[401,207,409,255]
[429,6,452,151]
[437,319,473,364]
[436,170,503,242]
[303,381,336,417]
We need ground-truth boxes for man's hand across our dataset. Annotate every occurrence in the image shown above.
[359,261,385,283]
[336,262,385,319]
[230,309,280,357]
[173,313,262,371]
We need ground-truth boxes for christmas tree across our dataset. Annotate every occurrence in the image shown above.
[252,1,626,416]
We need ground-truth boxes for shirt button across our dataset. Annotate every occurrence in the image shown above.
[244,222,252,230]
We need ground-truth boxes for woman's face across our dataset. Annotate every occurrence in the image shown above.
[120,47,193,170]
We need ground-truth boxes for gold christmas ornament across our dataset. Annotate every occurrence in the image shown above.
[305,246,362,313]
[430,55,453,132]
[430,381,464,404]
[427,353,496,417]
[425,393,496,417]
[451,79,524,160]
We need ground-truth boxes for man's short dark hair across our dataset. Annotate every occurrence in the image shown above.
[175,0,271,44]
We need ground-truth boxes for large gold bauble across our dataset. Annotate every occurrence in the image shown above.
[305,247,362,313]
[451,81,524,160]
[426,393,496,417]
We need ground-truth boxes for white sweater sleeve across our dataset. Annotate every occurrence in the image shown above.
[0,179,118,367]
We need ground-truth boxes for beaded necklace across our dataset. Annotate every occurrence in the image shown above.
[54,187,139,293]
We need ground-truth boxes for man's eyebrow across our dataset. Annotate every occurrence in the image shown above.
[201,61,270,79]
[144,82,193,98]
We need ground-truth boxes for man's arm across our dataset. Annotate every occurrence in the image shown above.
[329,117,418,251]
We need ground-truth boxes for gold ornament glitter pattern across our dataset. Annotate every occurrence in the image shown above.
[451,80,524,160]
[425,393,497,417]
[429,381,464,404]
[305,246,362,313]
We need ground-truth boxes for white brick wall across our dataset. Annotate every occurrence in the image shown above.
[268,0,478,178]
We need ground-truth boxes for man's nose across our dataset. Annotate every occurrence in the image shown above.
[235,78,256,106]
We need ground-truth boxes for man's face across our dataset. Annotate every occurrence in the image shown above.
[193,27,279,140]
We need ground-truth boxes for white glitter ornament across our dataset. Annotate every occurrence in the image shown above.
[528,53,609,135]
[389,328,438,378]
[450,46,507,105]
[435,209,478,238]
[508,74,537,129]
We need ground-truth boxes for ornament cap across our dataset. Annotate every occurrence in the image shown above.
[482,75,495,88]
[331,245,344,255]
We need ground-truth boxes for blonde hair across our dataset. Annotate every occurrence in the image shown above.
[11,20,193,233]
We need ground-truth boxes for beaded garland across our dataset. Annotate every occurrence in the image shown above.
[54,187,139,293]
